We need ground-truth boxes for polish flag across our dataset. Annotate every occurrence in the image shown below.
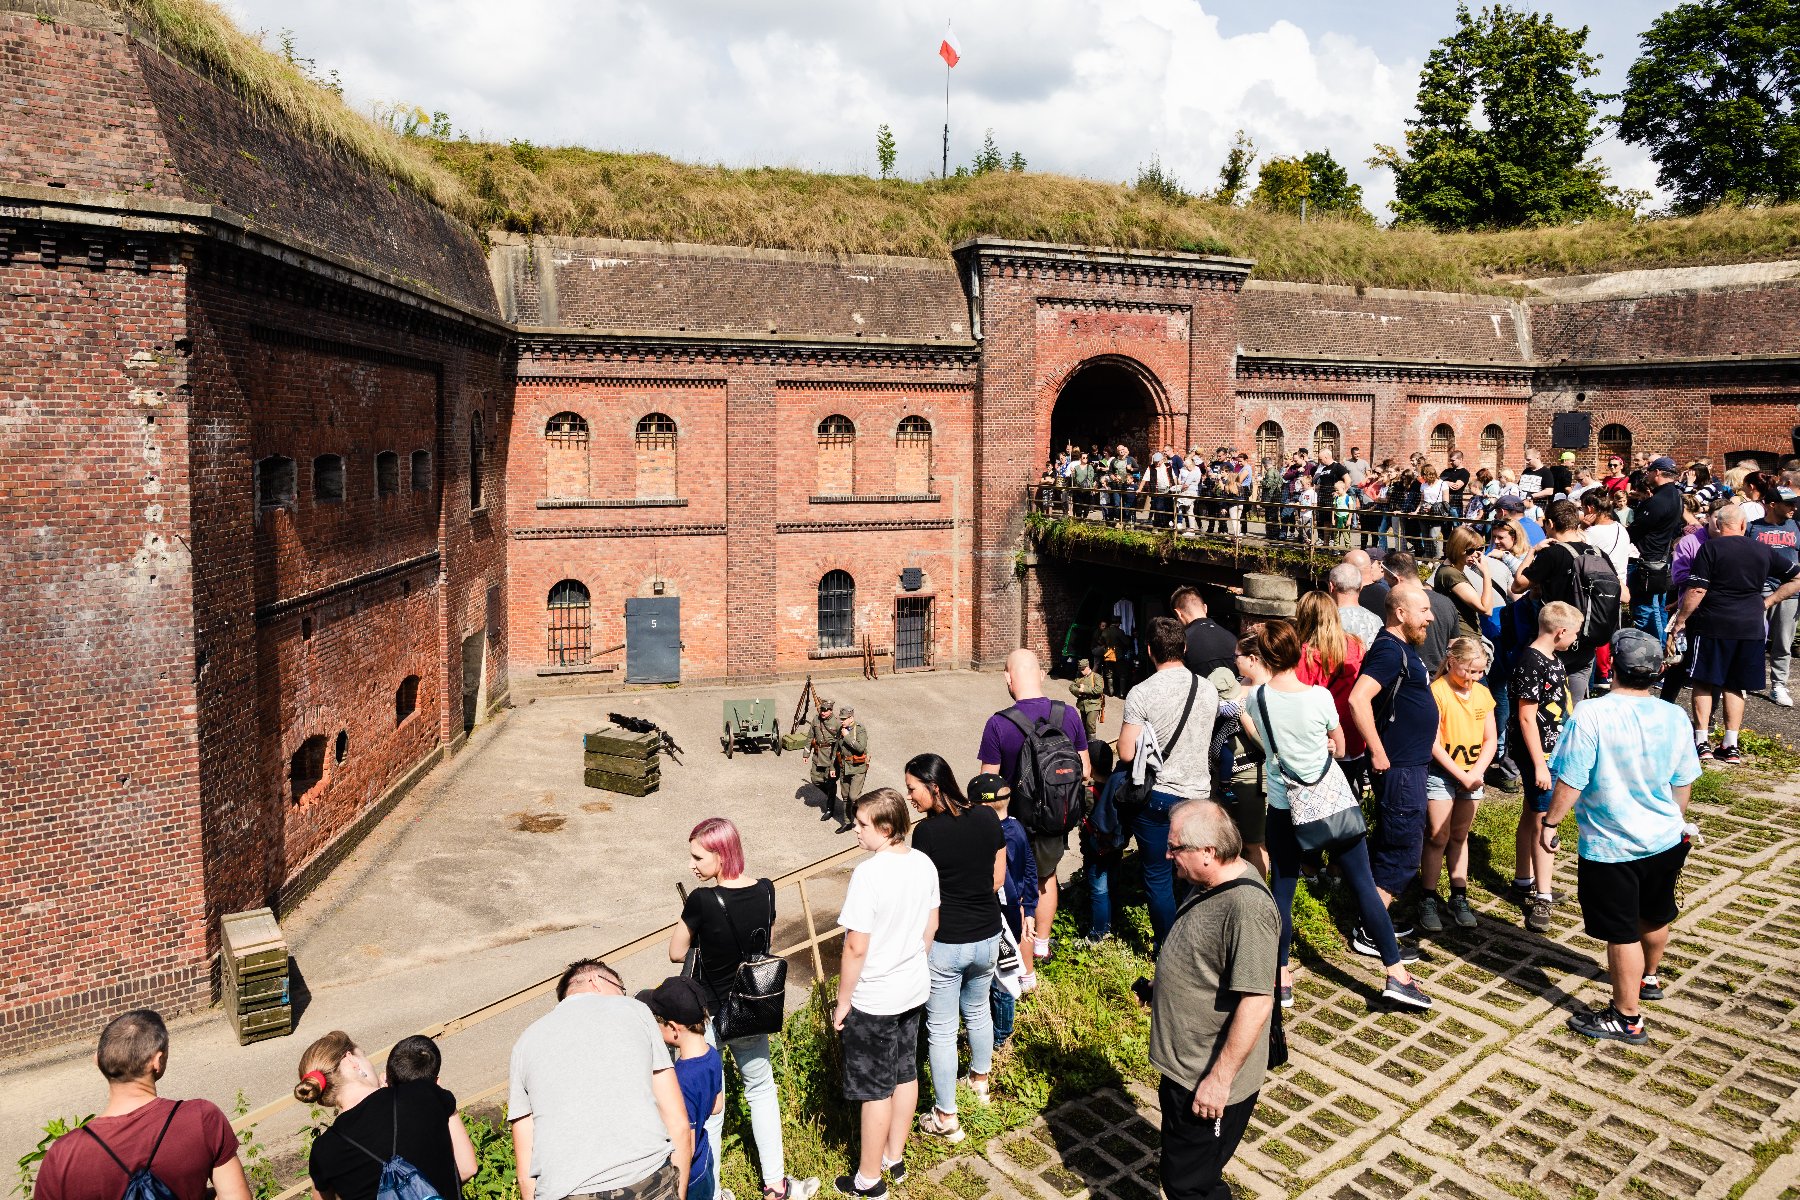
[939,27,961,68]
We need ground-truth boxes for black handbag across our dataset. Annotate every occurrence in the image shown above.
[1119,673,1201,811]
[711,886,787,1042]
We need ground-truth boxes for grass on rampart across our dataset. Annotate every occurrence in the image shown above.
[98,2,1800,293]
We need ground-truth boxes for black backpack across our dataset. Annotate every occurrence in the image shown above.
[1569,544,1622,654]
[1003,701,1087,836]
[82,1102,181,1200]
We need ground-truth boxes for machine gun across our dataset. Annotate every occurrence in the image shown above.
[609,712,684,763]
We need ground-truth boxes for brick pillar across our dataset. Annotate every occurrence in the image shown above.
[727,373,777,677]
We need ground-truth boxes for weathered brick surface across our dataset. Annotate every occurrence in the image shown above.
[1533,284,1800,364]
[1239,282,1529,364]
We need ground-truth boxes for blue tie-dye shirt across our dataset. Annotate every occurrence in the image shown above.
[1549,694,1703,863]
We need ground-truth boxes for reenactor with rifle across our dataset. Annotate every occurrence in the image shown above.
[831,704,869,834]
[1069,658,1106,739]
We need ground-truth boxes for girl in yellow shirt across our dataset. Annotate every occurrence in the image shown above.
[1421,637,1498,932]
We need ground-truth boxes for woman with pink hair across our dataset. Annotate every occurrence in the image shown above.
[668,818,818,1200]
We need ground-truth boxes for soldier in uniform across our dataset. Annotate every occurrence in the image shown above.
[1092,618,1131,697]
[805,695,841,809]
[1069,658,1106,739]
[832,703,869,833]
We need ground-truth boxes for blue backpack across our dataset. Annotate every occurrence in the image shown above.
[335,1102,443,1200]
[83,1102,181,1200]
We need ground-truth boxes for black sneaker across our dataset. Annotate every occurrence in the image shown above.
[1505,881,1535,908]
[1277,984,1294,1009]
[1697,741,1715,762]
[834,1176,887,1199]
[1715,744,1743,765]
[1568,1005,1648,1044]
[883,1162,906,1185]
[1349,926,1421,962]
[1382,976,1433,1009]
[1639,976,1665,1001]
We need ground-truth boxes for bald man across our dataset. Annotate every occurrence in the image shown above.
[980,649,1093,960]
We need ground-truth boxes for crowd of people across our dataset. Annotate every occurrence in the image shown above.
[34,441,1799,1200]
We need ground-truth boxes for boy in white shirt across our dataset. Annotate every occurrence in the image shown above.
[834,789,940,1199]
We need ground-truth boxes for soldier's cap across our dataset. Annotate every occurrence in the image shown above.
[1077,658,1091,669]
[838,704,854,717]
[967,772,1011,806]
[817,696,834,709]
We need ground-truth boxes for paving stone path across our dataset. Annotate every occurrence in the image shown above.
[921,773,1800,1200]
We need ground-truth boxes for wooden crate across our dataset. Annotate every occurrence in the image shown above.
[584,767,659,796]
[224,964,289,1012]
[226,1000,293,1045]
[582,750,660,778]
[221,908,287,981]
[582,729,660,759]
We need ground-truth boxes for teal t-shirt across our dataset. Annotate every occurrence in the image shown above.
[1246,684,1338,810]
[1550,694,1702,863]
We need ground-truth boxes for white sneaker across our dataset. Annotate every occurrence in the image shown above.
[1773,685,1793,708]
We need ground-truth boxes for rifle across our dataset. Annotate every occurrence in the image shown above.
[608,712,684,763]
[791,675,815,729]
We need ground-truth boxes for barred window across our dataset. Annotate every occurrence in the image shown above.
[635,413,678,498]
[818,570,856,651]
[1598,424,1632,470]
[1480,425,1505,473]
[547,578,592,666]
[896,416,933,494]
[546,411,591,499]
[1254,420,1284,463]
[1429,423,1456,461]
[817,415,856,496]
[1312,421,1340,460]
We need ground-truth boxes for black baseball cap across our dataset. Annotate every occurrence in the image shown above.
[637,976,708,1026]
[967,772,1012,806]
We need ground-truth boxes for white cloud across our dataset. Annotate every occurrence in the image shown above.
[222,0,1663,223]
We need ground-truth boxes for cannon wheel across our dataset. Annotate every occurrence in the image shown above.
[723,721,734,758]
[773,717,783,755]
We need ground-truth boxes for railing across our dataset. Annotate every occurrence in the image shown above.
[1024,483,1502,565]
[235,843,868,1200]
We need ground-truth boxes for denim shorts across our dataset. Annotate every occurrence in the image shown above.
[1425,769,1483,802]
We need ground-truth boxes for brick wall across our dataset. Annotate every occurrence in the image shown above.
[1532,284,1800,364]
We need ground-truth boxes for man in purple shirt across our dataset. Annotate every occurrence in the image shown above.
[979,649,1091,961]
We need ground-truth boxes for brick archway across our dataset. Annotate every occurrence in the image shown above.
[1049,355,1171,460]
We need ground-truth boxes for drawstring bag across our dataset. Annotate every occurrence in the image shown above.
[83,1102,182,1200]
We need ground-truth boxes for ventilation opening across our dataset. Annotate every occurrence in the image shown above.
[290,735,327,804]
[375,451,400,497]
[313,454,345,503]
[396,675,420,725]
[334,729,348,764]
[411,449,431,492]
[257,455,296,511]
[469,413,485,509]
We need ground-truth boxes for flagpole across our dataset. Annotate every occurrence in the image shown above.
[942,59,950,179]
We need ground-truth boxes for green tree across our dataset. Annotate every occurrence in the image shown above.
[875,123,897,179]
[1008,150,1027,172]
[1300,150,1371,219]
[1369,4,1627,227]
[1133,154,1189,203]
[972,129,1004,174]
[1617,0,1800,211]
[1214,130,1256,204]
[1251,156,1310,213]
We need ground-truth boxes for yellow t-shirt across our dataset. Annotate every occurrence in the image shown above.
[1432,677,1495,771]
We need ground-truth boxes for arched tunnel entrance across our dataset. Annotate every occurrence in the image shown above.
[1049,358,1163,460]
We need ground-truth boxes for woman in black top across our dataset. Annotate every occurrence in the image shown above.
[296,1031,475,1200]
[666,818,818,1200]
[903,753,1006,1144]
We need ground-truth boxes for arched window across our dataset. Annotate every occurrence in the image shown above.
[1429,423,1456,462]
[469,412,485,509]
[313,454,345,504]
[257,455,295,511]
[1479,424,1505,474]
[375,451,400,498]
[1597,423,1632,471]
[410,449,432,493]
[1312,422,1340,460]
[817,570,856,651]
[547,578,592,666]
[289,735,327,805]
[817,414,856,496]
[1254,420,1284,464]
[545,411,590,499]
[395,675,420,726]
[896,415,933,494]
[635,412,678,499]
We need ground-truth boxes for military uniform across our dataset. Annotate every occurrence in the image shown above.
[807,699,842,798]
[832,706,870,830]
[1070,660,1106,739]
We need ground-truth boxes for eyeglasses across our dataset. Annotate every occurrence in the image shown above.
[1167,842,1208,855]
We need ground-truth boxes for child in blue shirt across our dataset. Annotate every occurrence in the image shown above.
[641,976,723,1200]
[969,772,1037,1046]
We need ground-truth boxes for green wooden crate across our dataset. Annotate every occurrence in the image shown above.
[583,729,660,759]
[221,908,287,981]
[225,964,289,1012]
[584,767,659,796]
[582,750,660,778]
[226,1000,292,1045]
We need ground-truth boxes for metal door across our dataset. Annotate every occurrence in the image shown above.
[894,597,932,670]
[625,596,681,683]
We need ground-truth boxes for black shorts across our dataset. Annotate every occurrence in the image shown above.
[840,1005,922,1101]
[1578,841,1690,944]
[1686,635,1766,693]
[1030,833,1067,881]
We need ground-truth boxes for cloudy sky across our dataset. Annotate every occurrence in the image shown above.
[222,0,1672,219]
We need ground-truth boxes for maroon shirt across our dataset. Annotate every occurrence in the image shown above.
[35,1098,237,1200]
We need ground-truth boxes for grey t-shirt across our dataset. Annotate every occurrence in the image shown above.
[1123,666,1218,799]
[1150,870,1281,1104]
[508,994,674,1200]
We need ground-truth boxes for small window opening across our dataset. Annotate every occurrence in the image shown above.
[333,730,348,764]
[290,735,327,804]
[313,454,345,503]
[396,675,420,725]
[375,451,399,497]
[411,449,431,492]
[257,455,295,510]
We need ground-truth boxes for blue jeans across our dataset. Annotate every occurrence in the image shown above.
[990,977,1016,1047]
[1084,845,1122,937]
[689,1166,716,1200]
[1629,564,1668,644]
[926,935,1000,1115]
[1132,794,1192,951]
[703,1026,786,1191]
[1485,667,1511,764]
[1267,807,1402,968]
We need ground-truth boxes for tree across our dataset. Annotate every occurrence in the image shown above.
[1251,156,1310,214]
[1369,4,1629,227]
[1214,130,1256,204]
[875,124,897,179]
[1133,155,1189,203]
[1008,151,1027,172]
[1617,0,1800,211]
[1300,150,1371,220]
[972,129,1005,174]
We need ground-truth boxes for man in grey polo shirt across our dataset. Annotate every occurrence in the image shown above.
[510,959,693,1200]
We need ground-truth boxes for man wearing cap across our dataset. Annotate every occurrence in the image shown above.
[833,706,870,833]
[1667,505,1800,762]
[806,697,841,807]
[510,960,692,1200]
[1070,658,1106,739]
[1628,457,1685,642]
[1750,489,1800,707]
[1551,450,1578,500]
[1543,630,1703,1044]
[1496,494,1547,546]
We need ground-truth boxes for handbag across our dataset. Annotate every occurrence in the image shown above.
[710,886,788,1041]
[1254,688,1367,854]
[1119,673,1201,811]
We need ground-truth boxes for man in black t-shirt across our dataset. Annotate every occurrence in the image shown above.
[1440,450,1471,510]
[1170,586,1236,676]
[1628,457,1684,641]
[1513,500,1616,700]
[1313,447,1349,497]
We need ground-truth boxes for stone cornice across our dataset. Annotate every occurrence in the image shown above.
[1237,354,1534,386]
[513,523,725,540]
[955,237,1253,293]
[516,331,979,370]
[776,517,959,533]
[775,379,972,393]
[1035,295,1193,314]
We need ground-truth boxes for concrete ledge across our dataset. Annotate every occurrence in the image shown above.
[535,497,687,509]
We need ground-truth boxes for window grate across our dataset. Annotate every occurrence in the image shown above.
[818,570,856,651]
[547,579,592,666]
